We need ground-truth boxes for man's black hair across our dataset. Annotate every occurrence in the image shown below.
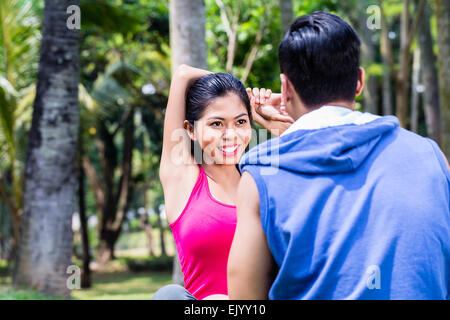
[278,11,361,108]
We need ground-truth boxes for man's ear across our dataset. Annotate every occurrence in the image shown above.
[355,67,365,97]
[184,120,196,141]
[280,73,292,105]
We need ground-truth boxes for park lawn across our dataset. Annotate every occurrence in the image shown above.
[0,284,63,300]
[71,270,172,300]
[0,270,172,300]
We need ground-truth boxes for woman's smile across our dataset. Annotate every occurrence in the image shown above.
[218,144,240,156]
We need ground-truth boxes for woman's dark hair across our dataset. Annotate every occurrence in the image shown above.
[186,72,252,125]
[278,11,361,108]
[185,73,253,163]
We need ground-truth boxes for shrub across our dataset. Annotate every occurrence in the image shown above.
[122,255,173,272]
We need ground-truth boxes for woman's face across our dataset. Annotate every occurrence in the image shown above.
[188,93,252,165]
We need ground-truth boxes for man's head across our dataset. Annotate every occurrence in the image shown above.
[278,11,364,119]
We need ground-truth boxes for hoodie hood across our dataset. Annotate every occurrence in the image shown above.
[240,116,399,174]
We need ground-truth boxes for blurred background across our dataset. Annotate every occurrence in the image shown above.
[0,0,449,299]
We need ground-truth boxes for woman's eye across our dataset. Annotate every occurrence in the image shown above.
[211,121,222,127]
[237,119,247,125]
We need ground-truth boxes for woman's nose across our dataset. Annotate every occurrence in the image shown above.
[222,128,238,140]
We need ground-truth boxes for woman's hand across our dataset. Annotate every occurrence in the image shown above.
[175,64,212,86]
[246,87,294,136]
[247,87,294,123]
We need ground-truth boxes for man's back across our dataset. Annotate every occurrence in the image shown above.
[240,115,450,299]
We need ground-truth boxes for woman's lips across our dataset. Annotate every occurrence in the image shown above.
[218,144,239,156]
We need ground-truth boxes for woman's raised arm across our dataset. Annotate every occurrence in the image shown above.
[159,64,211,178]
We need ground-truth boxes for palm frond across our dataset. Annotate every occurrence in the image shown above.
[80,0,145,35]
[0,0,40,90]
[0,76,18,150]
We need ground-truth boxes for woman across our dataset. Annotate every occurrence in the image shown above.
[153,64,293,300]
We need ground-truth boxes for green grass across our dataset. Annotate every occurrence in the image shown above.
[71,270,172,300]
[0,287,64,300]
[0,270,172,300]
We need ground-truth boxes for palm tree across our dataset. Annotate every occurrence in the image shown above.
[13,0,80,298]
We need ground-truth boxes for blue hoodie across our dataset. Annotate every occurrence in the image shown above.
[239,115,450,300]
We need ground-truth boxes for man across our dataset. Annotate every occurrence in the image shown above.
[227,11,450,300]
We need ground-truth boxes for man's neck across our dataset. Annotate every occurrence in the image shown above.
[294,100,355,121]
[281,102,380,136]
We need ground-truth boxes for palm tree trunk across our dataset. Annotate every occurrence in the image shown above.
[435,0,450,156]
[139,191,155,257]
[418,1,441,144]
[280,0,293,36]
[169,0,207,286]
[13,0,80,298]
[379,0,394,115]
[0,176,21,259]
[78,143,91,288]
[96,112,135,266]
[169,0,207,73]
[359,4,379,114]
[396,0,413,128]
[142,184,155,256]
[155,203,167,256]
[396,0,426,128]
[410,49,421,133]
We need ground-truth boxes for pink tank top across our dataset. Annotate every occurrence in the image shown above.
[168,164,237,300]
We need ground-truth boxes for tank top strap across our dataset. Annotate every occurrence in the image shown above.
[191,163,207,198]
[197,164,208,187]
[197,163,205,176]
